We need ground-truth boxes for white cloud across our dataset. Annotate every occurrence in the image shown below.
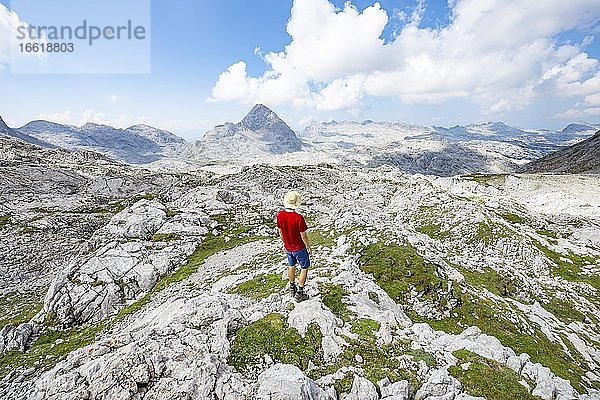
[35,110,211,134]
[0,4,45,68]
[210,0,600,115]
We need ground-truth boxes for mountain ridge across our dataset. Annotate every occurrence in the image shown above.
[522,130,600,174]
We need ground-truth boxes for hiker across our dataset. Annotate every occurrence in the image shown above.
[277,191,312,302]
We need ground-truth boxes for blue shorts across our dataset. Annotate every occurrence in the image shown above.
[286,248,310,269]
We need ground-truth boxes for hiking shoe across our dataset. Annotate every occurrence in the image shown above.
[289,283,298,296]
[295,292,309,302]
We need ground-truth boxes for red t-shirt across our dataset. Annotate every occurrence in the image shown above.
[277,210,308,252]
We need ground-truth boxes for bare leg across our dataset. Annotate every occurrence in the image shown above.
[298,269,308,287]
[288,265,296,283]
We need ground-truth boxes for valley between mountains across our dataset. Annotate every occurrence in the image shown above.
[0,105,599,400]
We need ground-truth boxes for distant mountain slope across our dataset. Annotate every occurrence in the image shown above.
[18,120,186,164]
[126,124,185,146]
[0,116,55,149]
[190,104,303,159]
[522,130,600,174]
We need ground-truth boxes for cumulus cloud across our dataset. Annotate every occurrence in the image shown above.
[0,4,45,68]
[210,0,600,115]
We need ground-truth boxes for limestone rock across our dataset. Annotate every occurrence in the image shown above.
[288,300,346,361]
[257,364,332,400]
[414,369,462,400]
[345,375,378,400]
[0,323,35,353]
[381,379,412,399]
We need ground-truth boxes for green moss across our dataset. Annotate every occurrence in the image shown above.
[537,229,559,240]
[416,223,444,239]
[0,214,11,230]
[309,337,419,391]
[359,242,442,304]
[228,313,323,372]
[460,267,519,297]
[533,240,600,294]
[150,233,182,242]
[229,274,287,300]
[463,174,507,185]
[0,292,43,329]
[542,297,587,324]
[418,293,587,393]
[310,230,336,248]
[406,349,437,367]
[351,318,380,339]
[320,283,356,322]
[333,372,355,397]
[368,291,379,304]
[0,322,106,380]
[449,350,541,400]
[501,213,527,225]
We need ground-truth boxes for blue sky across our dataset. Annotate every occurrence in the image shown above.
[1,0,600,139]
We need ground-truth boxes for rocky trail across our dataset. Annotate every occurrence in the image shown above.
[1,162,600,399]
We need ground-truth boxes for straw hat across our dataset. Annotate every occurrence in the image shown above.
[283,191,302,209]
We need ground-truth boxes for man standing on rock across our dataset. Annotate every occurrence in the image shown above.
[277,191,312,302]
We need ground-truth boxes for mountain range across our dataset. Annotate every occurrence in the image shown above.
[1,107,599,175]
[523,130,600,174]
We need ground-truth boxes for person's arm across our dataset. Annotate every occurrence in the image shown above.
[300,231,312,255]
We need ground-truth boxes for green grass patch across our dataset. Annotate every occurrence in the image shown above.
[537,229,559,240]
[319,283,356,322]
[0,292,43,329]
[351,318,380,339]
[166,209,182,218]
[227,313,323,372]
[80,193,160,215]
[460,267,519,297]
[416,223,444,239]
[417,293,588,393]
[115,231,267,321]
[150,233,182,242]
[542,297,587,324]
[449,349,541,400]
[463,174,507,185]
[406,349,437,368]
[229,273,287,300]
[0,322,106,380]
[368,291,379,304]
[501,213,526,225]
[414,205,451,240]
[0,214,11,230]
[359,242,443,304]
[310,230,336,248]
[533,240,600,293]
[309,336,419,391]
[333,372,354,397]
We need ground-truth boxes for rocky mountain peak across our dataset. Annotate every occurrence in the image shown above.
[196,104,303,158]
[239,104,286,132]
